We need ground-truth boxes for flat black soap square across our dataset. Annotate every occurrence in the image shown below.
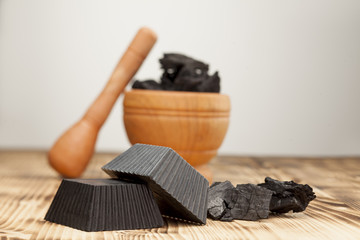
[102,144,209,224]
[45,179,164,232]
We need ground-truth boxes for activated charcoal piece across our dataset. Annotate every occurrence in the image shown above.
[207,181,234,220]
[258,177,316,213]
[132,79,163,90]
[207,182,272,221]
[45,179,164,231]
[208,178,316,222]
[224,184,273,221]
[102,143,209,224]
[132,53,220,93]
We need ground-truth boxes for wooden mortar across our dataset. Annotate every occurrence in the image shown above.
[123,89,231,182]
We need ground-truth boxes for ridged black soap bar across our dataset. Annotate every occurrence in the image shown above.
[45,179,164,231]
[102,144,209,224]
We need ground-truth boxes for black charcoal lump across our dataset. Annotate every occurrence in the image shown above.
[258,177,316,213]
[132,53,220,93]
[208,177,316,222]
[224,184,273,221]
[207,181,234,220]
[208,181,273,221]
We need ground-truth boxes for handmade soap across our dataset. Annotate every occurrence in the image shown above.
[258,177,316,213]
[45,179,164,231]
[102,143,209,224]
[132,53,220,92]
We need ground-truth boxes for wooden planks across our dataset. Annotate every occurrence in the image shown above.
[0,151,359,240]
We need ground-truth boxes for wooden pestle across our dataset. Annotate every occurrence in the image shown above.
[48,27,157,178]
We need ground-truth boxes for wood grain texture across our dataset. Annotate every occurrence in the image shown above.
[0,151,359,240]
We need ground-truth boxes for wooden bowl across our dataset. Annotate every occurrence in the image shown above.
[123,89,230,180]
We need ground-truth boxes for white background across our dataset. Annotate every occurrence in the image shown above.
[1,0,359,156]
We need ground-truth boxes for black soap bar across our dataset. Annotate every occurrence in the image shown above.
[102,144,209,224]
[208,181,273,221]
[258,177,316,213]
[45,179,164,231]
[132,53,220,93]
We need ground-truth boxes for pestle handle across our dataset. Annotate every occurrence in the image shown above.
[84,27,157,129]
[48,27,157,178]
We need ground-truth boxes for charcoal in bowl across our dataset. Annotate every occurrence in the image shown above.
[45,179,164,231]
[132,53,220,93]
[101,143,209,224]
[132,79,163,90]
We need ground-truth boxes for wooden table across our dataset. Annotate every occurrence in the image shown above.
[0,151,359,240]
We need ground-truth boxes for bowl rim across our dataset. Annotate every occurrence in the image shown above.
[124,89,229,97]
[124,89,231,112]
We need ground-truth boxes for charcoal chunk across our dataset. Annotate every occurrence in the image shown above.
[132,53,220,93]
[207,181,234,219]
[132,79,163,90]
[231,184,272,220]
[207,177,316,222]
[207,197,226,220]
[207,182,272,221]
[258,177,316,213]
